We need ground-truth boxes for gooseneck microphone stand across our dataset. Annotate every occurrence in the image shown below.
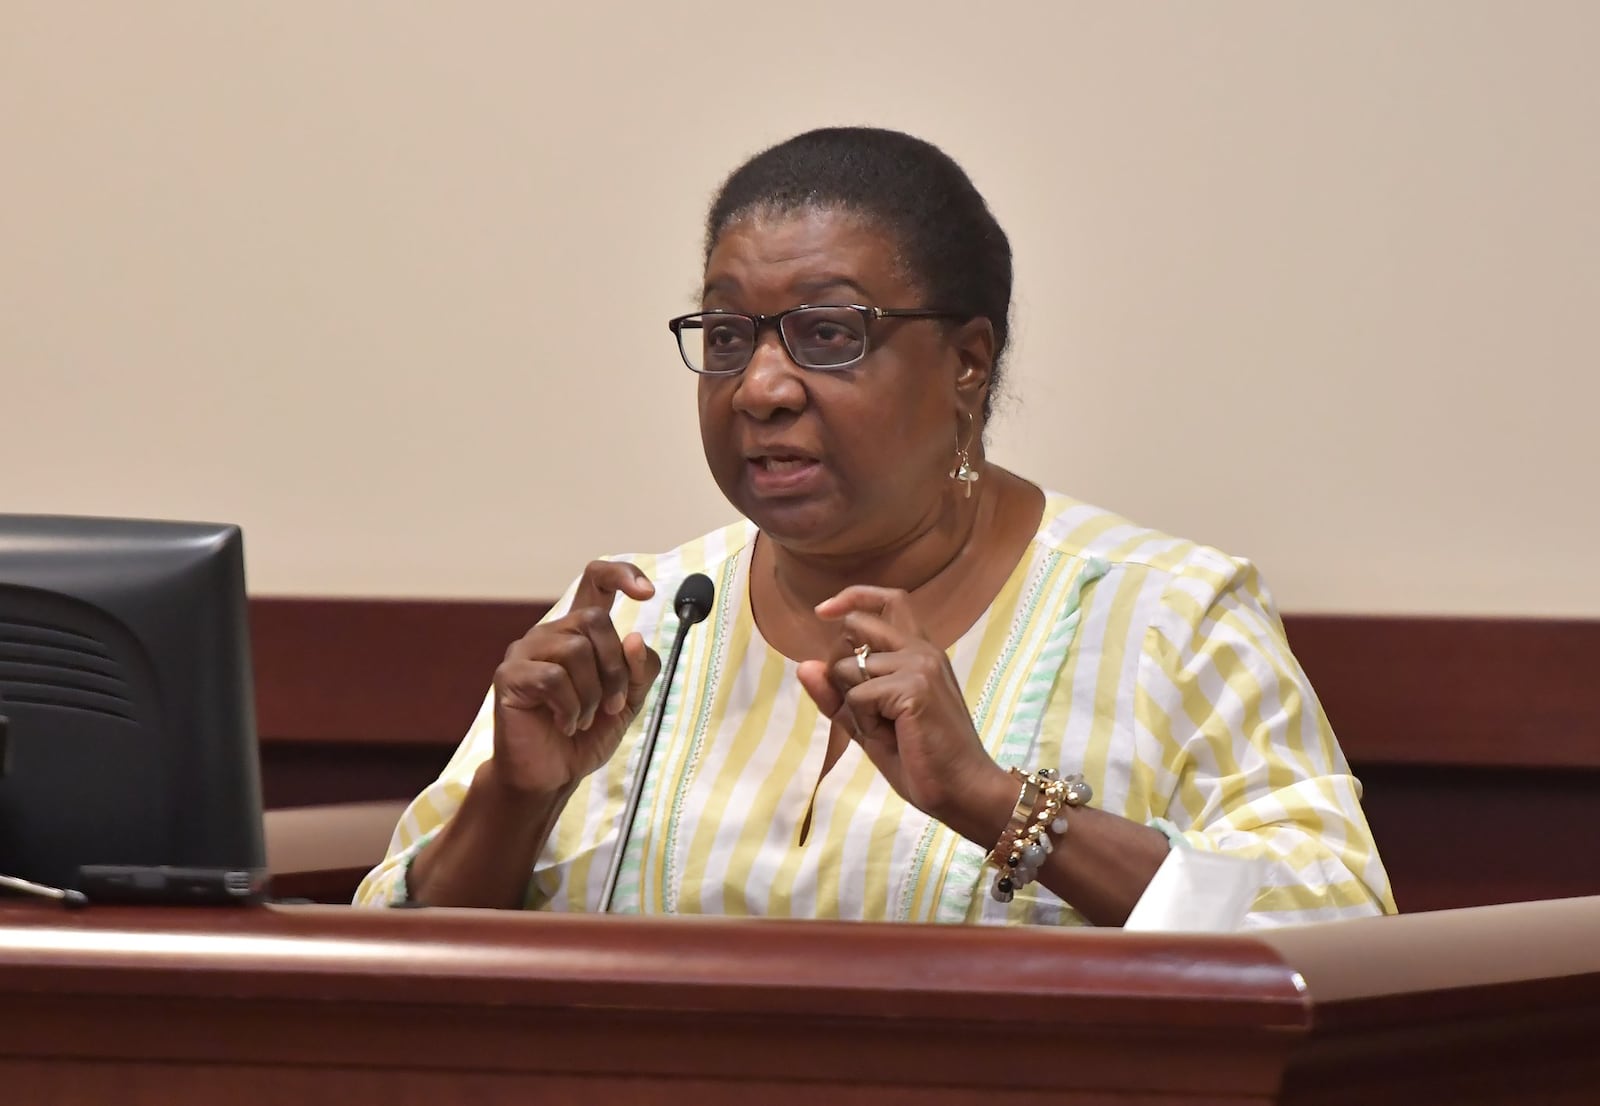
[0,872,87,908]
[597,573,715,913]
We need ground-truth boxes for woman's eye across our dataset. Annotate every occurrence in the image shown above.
[798,318,862,348]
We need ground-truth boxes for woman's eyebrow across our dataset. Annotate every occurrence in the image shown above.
[789,276,874,301]
[701,275,874,304]
[701,276,740,299]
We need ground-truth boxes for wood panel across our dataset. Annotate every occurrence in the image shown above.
[251,598,550,746]
[1354,764,1600,914]
[252,599,1600,768]
[1283,615,1600,769]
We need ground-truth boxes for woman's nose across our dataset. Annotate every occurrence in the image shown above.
[731,331,806,419]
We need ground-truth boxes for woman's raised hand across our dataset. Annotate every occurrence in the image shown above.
[796,586,1010,837]
[491,560,661,798]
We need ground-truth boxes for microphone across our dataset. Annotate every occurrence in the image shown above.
[598,572,715,912]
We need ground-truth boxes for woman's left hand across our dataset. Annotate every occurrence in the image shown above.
[796,586,1010,836]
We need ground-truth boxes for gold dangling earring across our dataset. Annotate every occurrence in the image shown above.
[950,411,980,498]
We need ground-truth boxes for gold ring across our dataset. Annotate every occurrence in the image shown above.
[854,642,871,677]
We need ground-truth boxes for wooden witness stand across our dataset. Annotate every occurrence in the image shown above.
[3,603,1593,1101]
[1,896,1597,1104]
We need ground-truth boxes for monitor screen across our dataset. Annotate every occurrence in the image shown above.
[0,515,265,896]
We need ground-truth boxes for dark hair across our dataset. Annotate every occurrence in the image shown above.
[705,127,1014,421]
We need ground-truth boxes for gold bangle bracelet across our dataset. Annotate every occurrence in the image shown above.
[986,768,1094,904]
[985,767,1039,870]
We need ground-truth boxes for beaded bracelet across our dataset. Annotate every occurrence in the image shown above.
[986,767,1093,903]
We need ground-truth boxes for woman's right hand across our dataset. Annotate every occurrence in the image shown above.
[490,560,662,798]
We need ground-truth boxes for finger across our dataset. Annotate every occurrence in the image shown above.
[835,611,910,658]
[843,668,931,734]
[495,658,582,736]
[814,585,923,635]
[840,679,898,762]
[828,646,889,692]
[572,559,656,612]
[840,709,893,766]
[548,629,606,733]
[797,659,845,720]
[814,612,902,673]
[621,632,663,715]
[571,607,631,716]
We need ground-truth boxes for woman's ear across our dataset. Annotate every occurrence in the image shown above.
[951,316,996,413]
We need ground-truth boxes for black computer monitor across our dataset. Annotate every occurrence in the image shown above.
[0,515,266,901]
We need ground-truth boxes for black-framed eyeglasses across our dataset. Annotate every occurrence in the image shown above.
[667,304,965,375]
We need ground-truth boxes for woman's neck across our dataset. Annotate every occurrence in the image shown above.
[767,485,990,613]
[751,466,1043,658]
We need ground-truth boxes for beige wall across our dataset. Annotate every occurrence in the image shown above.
[3,2,1596,615]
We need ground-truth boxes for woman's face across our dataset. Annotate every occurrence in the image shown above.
[697,207,988,557]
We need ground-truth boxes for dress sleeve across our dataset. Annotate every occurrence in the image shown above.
[351,691,494,906]
[1135,561,1397,925]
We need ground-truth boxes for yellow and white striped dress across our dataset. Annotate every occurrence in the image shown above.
[356,492,1395,926]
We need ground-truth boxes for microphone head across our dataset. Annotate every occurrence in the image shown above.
[673,573,715,626]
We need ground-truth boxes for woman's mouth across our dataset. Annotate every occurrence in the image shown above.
[746,454,824,495]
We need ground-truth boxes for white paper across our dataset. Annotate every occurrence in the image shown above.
[1123,847,1266,933]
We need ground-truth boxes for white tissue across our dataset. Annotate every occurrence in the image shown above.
[1123,847,1265,932]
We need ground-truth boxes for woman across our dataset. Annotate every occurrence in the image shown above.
[357,127,1394,927]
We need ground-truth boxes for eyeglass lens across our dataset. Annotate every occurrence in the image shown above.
[679,307,868,373]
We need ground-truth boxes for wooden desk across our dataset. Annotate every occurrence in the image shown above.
[2,896,1596,1104]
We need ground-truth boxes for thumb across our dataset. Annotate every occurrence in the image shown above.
[797,659,844,719]
[622,632,663,714]
[573,559,656,611]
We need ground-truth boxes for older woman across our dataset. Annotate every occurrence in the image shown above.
[357,127,1393,927]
